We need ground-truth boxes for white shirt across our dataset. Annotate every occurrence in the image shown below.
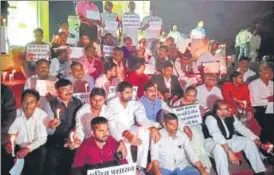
[249,78,274,106]
[108,97,154,130]
[237,68,256,82]
[196,52,227,74]
[142,15,163,40]
[205,115,258,145]
[75,103,127,142]
[101,11,118,37]
[167,31,183,44]
[65,74,94,91]
[8,108,48,152]
[49,58,71,77]
[196,84,223,109]
[249,34,261,51]
[236,30,252,44]
[151,129,199,171]
[95,74,110,89]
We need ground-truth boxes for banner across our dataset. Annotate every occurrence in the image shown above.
[107,86,138,101]
[103,45,114,58]
[172,104,202,126]
[73,92,90,104]
[122,14,140,29]
[70,47,84,59]
[87,163,136,175]
[35,80,56,96]
[26,44,50,61]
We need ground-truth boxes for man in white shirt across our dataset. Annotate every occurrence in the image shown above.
[151,112,208,175]
[236,28,252,60]
[122,1,140,46]
[5,89,48,175]
[190,21,206,40]
[203,100,266,175]
[108,81,161,173]
[249,64,274,145]
[237,57,257,83]
[141,7,163,51]
[249,29,261,62]
[197,74,223,111]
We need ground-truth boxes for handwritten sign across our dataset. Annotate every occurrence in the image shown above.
[70,47,84,59]
[103,45,114,58]
[122,14,140,29]
[26,44,50,61]
[86,10,100,20]
[67,38,78,46]
[202,61,220,74]
[107,86,138,101]
[148,20,162,31]
[73,92,90,104]
[172,104,202,126]
[87,163,136,175]
[35,80,56,96]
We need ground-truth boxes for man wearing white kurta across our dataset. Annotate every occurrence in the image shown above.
[203,100,266,175]
[249,30,261,62]
[122,1,140,46]
[237,57,256,83]
[141,7,163,51]
[101,1,119,39]
[108,81,161,172]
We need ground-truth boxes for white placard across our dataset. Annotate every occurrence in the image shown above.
[105,21,118,32]
[35,80,57,96]
[172,104,202,126]
[86,10,100,20]
[67,38,78,46]
[9,158,25,175]
[87,163,136,175]
[103,45,114,58]
[265,102,274,114]
[122,14,140,29]
[70,47,84,59]
[26,44,50,61]
[144,64,156,75]
[73,92,90,104]
[107,86,138,101]
[202,61,220,74]
[148,20,162,31]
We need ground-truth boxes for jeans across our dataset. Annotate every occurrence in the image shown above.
[160,166,200,175]
[238,43,249,60]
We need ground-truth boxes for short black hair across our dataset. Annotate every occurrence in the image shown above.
[212,99,226,114]
[159,45,168,52]
[90,88,106,98]
[58,31,67,37]
[21,89,40,102]
[162,60,173,69]
[55,79,72,89]
[60,20,68,26]
[144,81,155,91]
[239,57,250,62]
[104,33,113,38]
[164,113,178,121]
[113,47,123,52]
[230,71,242,80]
[104,60,117,74]
[36,59,49,67]
[123,36,132,42]
[105,1,113,6]
[185,85,197,94]
[56,48,68,57]
[70,61,83,70]
[84,44,96,52]
[33,28,43,34]
[91,116,108,130]
[117,81,132,92]
[80,34,90,39]
[133,61,145,70]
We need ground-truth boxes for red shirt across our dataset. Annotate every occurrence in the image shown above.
[127,71,150,98]
[221,82,251,115]
[79,56,104,80]
[75,1,101,25]
[72,136,127,168]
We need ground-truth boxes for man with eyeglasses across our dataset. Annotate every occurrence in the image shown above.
[203,100,267,175]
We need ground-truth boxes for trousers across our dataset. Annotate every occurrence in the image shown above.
[160,166,200,175]
[238,43,249,60]
[205,135,266,175]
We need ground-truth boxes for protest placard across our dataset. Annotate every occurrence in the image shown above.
[202,61,220,74]
[26,44,50,61]
[107,86,138,101]
[35,80,56,96]
[87,163,136,175]
[122,14,140,29]
[86,10,100,20]
[148,20,162,31]
[73,92,90,104]
[105,21,118,33]
[172,104,202,126]
[67,38,78,46]
[103,45,114,58]
[70,47,84,59]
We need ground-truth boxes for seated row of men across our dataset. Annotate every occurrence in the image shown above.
[2,75,272,175]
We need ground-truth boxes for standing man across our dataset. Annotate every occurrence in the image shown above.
[249,29,261,62]
[122,1,141,46]
[141,6,163,51]
[190,21,206,40]
[236,27,252,60]
[108,81,161,174]
[75,1,101,41]
[43,79,83,175]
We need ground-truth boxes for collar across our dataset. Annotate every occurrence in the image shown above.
[18,108,36,120]
[56,96,74,105]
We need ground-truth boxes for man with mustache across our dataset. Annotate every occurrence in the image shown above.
[43,79,83,175]
[108,81,161,175]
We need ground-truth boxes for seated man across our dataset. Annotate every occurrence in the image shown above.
[237,57,257,83]
[151,112,208,175]
[110,47,128,81]
[155,45,169,73]
[4,89,48,175]
[203,100,267,175]
[72,117,127,175]
[65,62,94,93]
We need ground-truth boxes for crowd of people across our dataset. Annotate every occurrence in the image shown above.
[1,1,274,175]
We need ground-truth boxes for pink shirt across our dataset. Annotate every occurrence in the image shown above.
[76,1,100,25]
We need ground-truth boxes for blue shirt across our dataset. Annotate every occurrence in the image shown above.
[139,96,163,122]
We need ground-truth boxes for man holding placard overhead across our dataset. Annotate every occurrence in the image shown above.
[122,1,141,46]
[76,1,101,41]
[141,6,163,51]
